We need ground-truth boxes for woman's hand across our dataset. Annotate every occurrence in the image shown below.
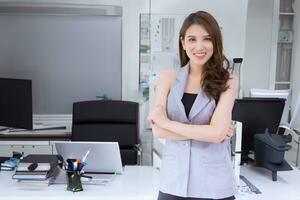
[148,105,170,129]
[224,124,235,140]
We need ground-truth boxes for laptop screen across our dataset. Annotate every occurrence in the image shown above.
[55,141,123,174]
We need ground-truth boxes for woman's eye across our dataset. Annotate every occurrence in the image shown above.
[204,37,212,41]
[188,38,196,42]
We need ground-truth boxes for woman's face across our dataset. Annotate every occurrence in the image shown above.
[181,24,213,68]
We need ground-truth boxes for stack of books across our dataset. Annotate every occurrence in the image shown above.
[11,154,61,181]
[12,162,51,180]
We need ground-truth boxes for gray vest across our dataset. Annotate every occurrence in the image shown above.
[159,64,237,198]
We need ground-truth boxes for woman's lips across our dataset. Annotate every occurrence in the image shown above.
[194,52,206,59]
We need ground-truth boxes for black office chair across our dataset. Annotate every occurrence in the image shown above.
[72,100,141,165]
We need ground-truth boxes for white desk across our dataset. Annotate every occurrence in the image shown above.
[0,166,159,200]
[238,165,300,200]
[1,165,300,200]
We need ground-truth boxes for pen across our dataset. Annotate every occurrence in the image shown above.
[81,174,93,179]
[82,148,91,162]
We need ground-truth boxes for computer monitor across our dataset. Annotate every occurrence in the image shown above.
[249,88,291,126]
[0,78,33,130]
[232,98,285,162]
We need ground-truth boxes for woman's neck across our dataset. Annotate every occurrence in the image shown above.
[189,62,203,78]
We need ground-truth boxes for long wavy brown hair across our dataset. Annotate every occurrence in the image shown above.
[179,11,230,101]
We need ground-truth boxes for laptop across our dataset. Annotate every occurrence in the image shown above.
[55,141,123,174]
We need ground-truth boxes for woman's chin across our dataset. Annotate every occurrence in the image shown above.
[190,59,209,67]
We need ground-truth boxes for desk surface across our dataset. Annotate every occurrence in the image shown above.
[1,165,300,200]
[0,166,159,200]
[239,165,300,200]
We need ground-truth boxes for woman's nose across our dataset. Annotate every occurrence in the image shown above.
[195,41,205,50]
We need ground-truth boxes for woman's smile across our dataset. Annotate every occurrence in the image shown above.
[194,52,207,60]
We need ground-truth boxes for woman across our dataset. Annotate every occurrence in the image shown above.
[148,11,238,200]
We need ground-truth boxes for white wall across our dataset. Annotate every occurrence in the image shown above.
[121,0,149,101]
[291,0,300,129]
[0,0,149,102]
[243,0,274,96]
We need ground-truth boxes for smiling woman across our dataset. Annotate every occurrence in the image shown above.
[179,11,230,102]
[148,11,237,200]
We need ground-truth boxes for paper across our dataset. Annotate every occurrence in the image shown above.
[81,173,116,185]
[12,174,47,180]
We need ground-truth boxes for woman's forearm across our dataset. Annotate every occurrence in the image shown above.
[151,123,190,140]
[164,120,228,143]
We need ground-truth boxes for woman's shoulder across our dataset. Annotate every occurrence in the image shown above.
[159,68,176,77]
[158,68,177,82]
[157,68,177,89]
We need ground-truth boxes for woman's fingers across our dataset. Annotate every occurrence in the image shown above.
[226,125,235,137]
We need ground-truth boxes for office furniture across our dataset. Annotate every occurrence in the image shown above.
[0,166,159,200]
[228,58,243,98]
[248,89,300,166]
[271,0,295,90]
[232,98,285,162]
[278,92,300,167]
[72,100,141,165]
[238,164,300,200]
[254,132,292,181]
[1,165,300,200]
[0,130,70,156]
[282,128,300,167]
[232,121,243,184]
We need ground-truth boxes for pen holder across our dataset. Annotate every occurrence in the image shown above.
[66,159,83,192]
[66,170,83,192]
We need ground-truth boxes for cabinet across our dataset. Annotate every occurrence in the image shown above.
[0,140,70,157]
[0,130,70,156]
[271,0,295,89]
[0,141,52,157]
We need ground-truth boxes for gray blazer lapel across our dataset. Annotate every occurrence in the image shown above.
[188,89,212,120]
[172,65,189,121]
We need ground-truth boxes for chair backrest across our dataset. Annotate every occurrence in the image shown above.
[72,100,139,165]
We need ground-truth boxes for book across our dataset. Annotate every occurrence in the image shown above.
[12,163,50,180]
[12,174,48,180]
[16,162,51,172]
[0,157,19,171]
[12,154,62,181]
[0,165,14,171]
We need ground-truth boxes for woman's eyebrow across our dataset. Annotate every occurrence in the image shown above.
[186,35,196,38]
[186,34,211,38]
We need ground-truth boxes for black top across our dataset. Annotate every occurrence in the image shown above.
[181,93,197,117]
